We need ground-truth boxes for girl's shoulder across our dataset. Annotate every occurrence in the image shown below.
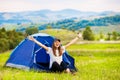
[61,46,65,53]
[61,46,65,49]
[46,47,52,54]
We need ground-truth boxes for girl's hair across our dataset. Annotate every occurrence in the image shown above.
[52,38,62,56]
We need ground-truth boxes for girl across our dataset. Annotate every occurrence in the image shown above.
[28,33,82,73]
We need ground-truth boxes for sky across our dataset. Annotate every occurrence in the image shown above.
[0,0,120,12]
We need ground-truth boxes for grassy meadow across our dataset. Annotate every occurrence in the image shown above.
[0,43,120,80]
[0,29,120,80]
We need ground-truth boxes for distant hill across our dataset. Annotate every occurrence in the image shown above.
[35,15,120,32]
[0,9,120,34]
[0,9,120,24]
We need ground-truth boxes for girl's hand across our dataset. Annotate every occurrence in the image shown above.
[77,33,82,38]
[28,36,48,51]
[28,36,35,41]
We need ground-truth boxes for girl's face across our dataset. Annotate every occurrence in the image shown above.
[54,40,61,48]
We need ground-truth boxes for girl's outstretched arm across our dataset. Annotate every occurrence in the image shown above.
[28,36,49,51]
[65,33,82,48]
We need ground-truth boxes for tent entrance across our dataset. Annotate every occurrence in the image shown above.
[34,48,50,68]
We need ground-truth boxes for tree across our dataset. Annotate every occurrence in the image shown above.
[100,32,104,39]
[46,25,52,29]
[25,27,38,35]
[82,26,94,40]
[0,38,9,52]
[0,27,6,32]
[112,31,117,40]
[106,32,112,40]
[0,28,24,52]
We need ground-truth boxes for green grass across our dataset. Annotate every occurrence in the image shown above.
[40,29,78,44]
[68,43,120,49]
[0,43,120,80]
[91,25,120,34]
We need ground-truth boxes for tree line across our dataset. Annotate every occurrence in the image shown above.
[0,28,24,53]
[83,26,120,41]
[0,27,39,53]
[0,26,120,53]
[37,15,120,31]
[16,15,120,32]
[25,26,120,41]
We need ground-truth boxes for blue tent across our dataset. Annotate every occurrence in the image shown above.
[5,33,76,71]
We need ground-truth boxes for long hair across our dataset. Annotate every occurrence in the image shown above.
[52,39,62,56]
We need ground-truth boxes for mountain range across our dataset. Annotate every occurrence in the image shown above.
[0,9,120,24]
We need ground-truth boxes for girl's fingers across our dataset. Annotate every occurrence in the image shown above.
[78,33,82,38]
[28,36,33,40]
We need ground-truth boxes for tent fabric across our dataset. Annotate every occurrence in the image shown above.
[5,33,77,71]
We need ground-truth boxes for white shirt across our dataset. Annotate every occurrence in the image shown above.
[46,46,65,69]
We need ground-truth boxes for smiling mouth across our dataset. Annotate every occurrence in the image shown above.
[56,45,59,47]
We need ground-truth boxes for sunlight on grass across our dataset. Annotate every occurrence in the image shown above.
[0,44,120,80]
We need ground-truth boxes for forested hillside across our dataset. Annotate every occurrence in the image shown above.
[14,15,120,33]
[37,15,120,30]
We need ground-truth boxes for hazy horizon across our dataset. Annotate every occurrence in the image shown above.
[0,0,120,12]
